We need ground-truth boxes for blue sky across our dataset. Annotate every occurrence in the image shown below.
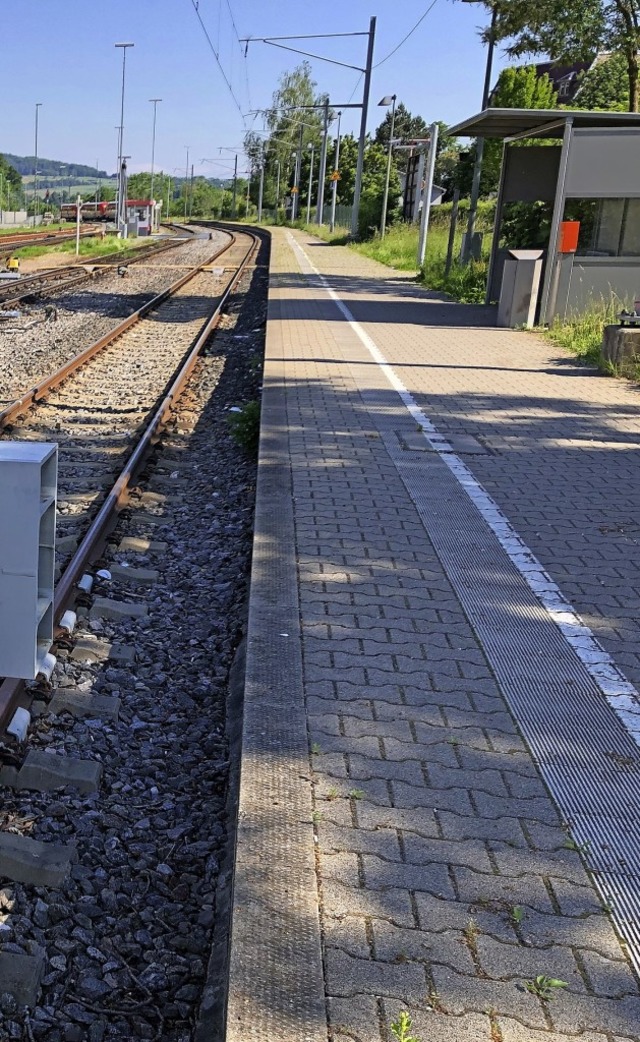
[2,1,521,178]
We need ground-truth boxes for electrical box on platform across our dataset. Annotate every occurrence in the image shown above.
[0,442,57,679]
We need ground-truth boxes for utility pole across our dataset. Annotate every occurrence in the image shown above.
[316,98,330,225]
[292,123,304,221]
[232,154,238,218]
[34,102,42,227]
[184,146,189,220]
[306,143,315,225]
[75,194,81,255]
[149,98,162,203]
[275,159,281,216]
[246,173,251,217]
[115,43,134,238]
[351,16,376,238]
[189,164,194,219]
[258,164,265,221]
[330,111,342,233]
[416,123,439,268]
[461,1,498,263]
[95,158,100,204]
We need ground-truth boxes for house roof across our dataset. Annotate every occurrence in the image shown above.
[447,108,640,139]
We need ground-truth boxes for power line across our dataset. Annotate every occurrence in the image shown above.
[374,0,440,67]
[188,0,245,122]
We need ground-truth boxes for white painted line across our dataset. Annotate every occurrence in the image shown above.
[287,231,640,744]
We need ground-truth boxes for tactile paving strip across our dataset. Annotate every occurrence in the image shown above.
[378,438,640,965]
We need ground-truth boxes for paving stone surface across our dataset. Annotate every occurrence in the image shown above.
[228,228,640,1042]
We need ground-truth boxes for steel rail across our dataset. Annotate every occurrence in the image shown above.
[0,228,258,730]
[0,231,236,428]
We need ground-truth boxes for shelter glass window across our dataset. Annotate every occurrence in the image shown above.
[565,198,640,257]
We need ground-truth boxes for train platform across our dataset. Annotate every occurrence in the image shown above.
[225,227,640,1042]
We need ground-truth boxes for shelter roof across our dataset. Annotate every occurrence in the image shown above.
[447,108,640,139]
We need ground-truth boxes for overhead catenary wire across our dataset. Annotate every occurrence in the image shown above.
[187,0,246,123]
[374,0,440,67]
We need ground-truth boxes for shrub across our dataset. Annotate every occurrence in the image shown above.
[227,399,261,455]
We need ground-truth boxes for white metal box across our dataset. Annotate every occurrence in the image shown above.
[0,442,57,679]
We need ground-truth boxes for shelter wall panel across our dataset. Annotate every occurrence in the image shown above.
[567,129,640,197]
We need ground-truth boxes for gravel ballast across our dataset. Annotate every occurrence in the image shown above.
[0,231,231,406]
[0,228,269,1040]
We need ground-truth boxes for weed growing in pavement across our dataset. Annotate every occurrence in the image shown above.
[311,810,323,825]
[464,918,480,944]
[227,399,261,455]
[524,975,568,1000]
[348,789,365,800]
[390,1011,420,1042]
[564,837,591,855]
[510,905,525,925]
[311,742,322,755]
[325,787,340,801]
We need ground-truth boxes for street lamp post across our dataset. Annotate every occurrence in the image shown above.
[461,0,498,263]
[330,111,342,233]
[115,42,134,237]
[306,142,315,225]
[378,94,397,238]
[34,102,42,226]
[149,98,162,211]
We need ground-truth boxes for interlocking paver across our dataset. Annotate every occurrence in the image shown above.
[228,227,640,1042]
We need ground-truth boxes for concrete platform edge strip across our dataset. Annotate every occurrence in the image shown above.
[287,231,640,976]
[225,281,328,1037]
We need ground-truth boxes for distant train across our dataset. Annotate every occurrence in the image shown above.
[60,201,117,222]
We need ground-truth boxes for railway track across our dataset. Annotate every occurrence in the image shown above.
[0,226,194,310]
[0,227,100,259]
[0,222,267,1040]
[0,226,258,727]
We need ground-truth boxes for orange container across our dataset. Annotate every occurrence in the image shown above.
[559,220,580,253]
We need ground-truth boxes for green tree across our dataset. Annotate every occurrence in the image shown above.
[486,65,556,192]
[575,52,628,109]
[248,61,328,210]
[474,0,640,111]
[0,154,22,209]
[375,101,430,147]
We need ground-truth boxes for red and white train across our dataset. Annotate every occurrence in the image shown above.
[60,201,116,222]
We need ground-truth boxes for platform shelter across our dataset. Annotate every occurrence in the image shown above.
[448,109,640,323]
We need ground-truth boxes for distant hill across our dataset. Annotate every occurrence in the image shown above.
[5,155,108,178]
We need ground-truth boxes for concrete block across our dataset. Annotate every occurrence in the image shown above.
[89,597,148,620]
[14,749,102,793]
[0,948,45,1006]
[48,689,120,721]
[109,564,159,585]
[602,324,640,374]
[71,637,110,663]
[118,536,167,552]
[0,832,76,886]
